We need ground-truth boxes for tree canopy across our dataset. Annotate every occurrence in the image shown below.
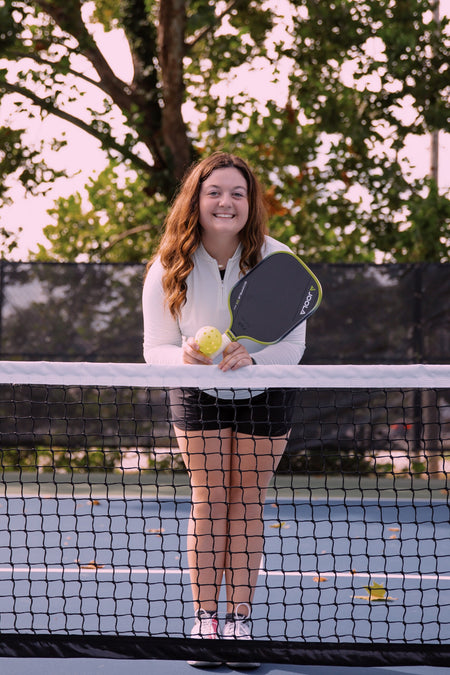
[1,0,449,262]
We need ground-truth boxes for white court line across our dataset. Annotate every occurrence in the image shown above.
[0,566,449,582]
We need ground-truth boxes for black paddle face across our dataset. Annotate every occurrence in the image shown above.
[228,251,322,343]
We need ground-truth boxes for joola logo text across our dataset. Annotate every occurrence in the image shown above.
[300,289,314,315]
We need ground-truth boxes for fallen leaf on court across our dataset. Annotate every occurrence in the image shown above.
[365,582,387,598]
[77,500,101,509]
[148,527,165,534]
[79,560,104,569]
[270,522,289,529]
[271,503,277,508]
[313,576,327,583]
[388,527,400,532]
[354,582,397,602]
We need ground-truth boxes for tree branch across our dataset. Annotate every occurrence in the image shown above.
[186,0,241,49]
[103,223,153,251]
[0,80,155,174]
[5,50,115,96]
[34,0,137,114]
[32,0,168,176]
[119,0,167,171]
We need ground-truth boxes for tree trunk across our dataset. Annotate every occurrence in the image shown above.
[158,0,192,183]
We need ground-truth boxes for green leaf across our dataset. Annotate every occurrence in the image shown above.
[354,581,397,602]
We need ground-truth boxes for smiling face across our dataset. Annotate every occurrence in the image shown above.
[198,167,249,245]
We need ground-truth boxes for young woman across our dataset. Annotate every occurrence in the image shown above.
[142,152,306,668]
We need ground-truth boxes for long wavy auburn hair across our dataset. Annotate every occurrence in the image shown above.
[149,152,269,319]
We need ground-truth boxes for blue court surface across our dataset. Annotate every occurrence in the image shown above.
[0,489,448,674]
[0,659,449,674]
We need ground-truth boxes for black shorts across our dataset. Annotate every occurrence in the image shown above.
[169,388,295,437]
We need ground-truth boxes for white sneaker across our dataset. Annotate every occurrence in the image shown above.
[222,603,260,670]
[188,608,222,669]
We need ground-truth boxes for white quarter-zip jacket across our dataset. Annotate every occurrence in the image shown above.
[142,236,307,372]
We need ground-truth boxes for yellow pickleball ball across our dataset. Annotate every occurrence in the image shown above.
[195,326,222,356]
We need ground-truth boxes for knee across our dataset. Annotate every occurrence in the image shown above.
[191,486,228,514]
[231,468,273,492]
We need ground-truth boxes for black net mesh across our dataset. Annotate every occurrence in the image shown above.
[0,363,449,665]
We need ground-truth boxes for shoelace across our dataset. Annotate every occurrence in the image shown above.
[224,602,252,638]
[230,616,251,638]
[197,610,219,638]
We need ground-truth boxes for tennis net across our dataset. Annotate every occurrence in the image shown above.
[0,361,449,666]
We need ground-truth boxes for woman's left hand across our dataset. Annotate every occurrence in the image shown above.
[218,342,253,371]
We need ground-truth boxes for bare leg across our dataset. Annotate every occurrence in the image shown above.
[174,426,232,614]
[225,434,288,615]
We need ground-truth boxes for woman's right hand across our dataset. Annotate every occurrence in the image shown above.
[182,337,213,365]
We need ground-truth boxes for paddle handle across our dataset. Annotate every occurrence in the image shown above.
[209,333,233,360]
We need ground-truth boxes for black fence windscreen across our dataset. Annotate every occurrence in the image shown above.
[0,261,448,363]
